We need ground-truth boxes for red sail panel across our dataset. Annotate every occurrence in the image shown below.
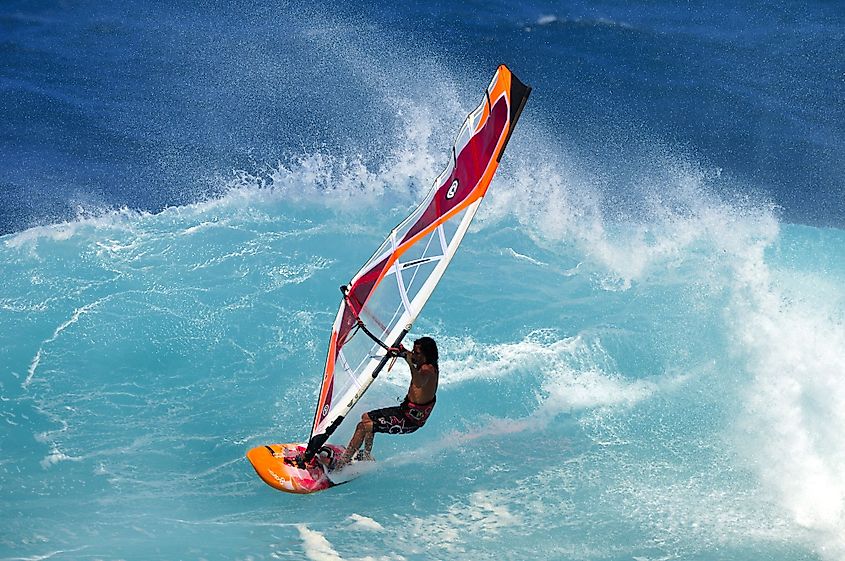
[401,97,509,244]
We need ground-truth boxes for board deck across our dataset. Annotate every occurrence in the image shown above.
[246,442,347,493]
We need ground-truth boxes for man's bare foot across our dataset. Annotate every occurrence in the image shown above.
[355,450,375,462]
[332,450,354,471]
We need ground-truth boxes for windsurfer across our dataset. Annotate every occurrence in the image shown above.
[335,337,439,468]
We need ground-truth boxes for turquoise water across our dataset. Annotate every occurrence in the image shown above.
[3,147,845,559]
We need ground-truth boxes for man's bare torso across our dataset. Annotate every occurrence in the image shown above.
[404,343,438,404]
[407,362,438,404]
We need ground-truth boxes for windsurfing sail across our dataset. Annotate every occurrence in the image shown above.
[303,65,530,460]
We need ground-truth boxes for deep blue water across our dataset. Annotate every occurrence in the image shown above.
[2,1,845,560]
[2,0,843,233]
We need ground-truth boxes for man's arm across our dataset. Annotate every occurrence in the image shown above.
[396,345,423,378]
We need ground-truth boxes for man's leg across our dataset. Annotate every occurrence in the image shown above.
[362,430,374,458]
[338,413,373,467]
[358,431,375,461]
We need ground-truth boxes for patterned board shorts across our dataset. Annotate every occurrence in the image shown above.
[367,397,436,435]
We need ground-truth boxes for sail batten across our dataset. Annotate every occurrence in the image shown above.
[306,66,530,453]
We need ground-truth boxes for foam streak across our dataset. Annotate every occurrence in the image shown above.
[24,301,100,389]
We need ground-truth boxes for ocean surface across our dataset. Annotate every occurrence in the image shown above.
[2,1,845,560]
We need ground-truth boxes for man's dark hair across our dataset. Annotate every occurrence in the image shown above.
[414,337,438,368]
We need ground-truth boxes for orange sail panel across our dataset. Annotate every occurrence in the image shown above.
[308,65,530,447]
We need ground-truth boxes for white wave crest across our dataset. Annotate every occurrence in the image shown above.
[440,330,657,410]
[297,524,345,561]
[729,237,845,557]
[40,447,83,469]
[479,133,779,291]
[397,491,520,555]
[346,514,384,532]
